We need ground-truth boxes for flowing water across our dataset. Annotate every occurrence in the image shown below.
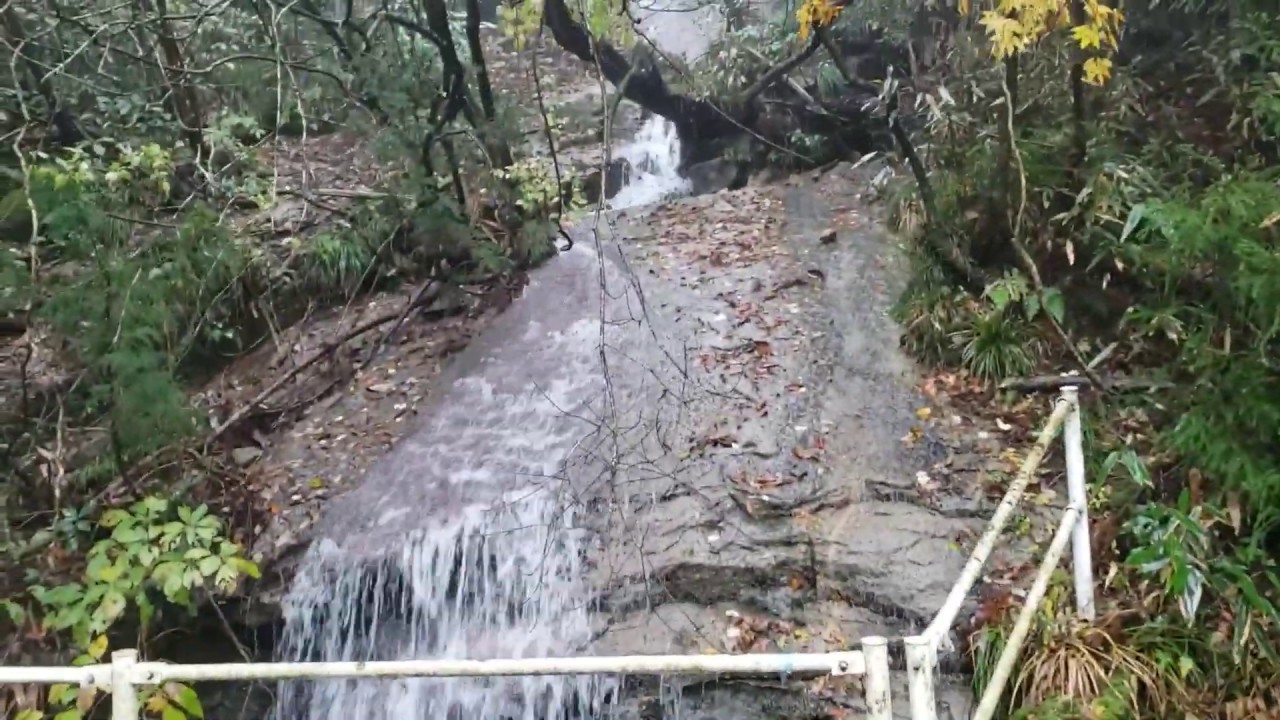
[273,120,691,720]
[609,116,689,210]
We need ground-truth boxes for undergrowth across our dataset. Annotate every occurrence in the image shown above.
[875,1,1280,717]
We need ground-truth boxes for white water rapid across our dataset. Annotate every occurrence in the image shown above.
[273,6,709,719]
[273,160,685,719]
[609,116,689,209]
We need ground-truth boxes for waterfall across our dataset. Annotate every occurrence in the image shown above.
[609,116,690,210]
[273,11,704,718]
[272,227,667,719]
[274,498,605,720]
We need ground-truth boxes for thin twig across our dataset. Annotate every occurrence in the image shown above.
[360,277,443,370]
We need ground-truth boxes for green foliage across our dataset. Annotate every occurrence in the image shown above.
[7,154,253,461]
[31,497,260,648]
[299,230,378,295]
[876,0,1280,714]
[686,21,798,99]
[1109,173,1280,513]
[951,305,1038,382]
[896,265,1043,382]
[1125,488,1280,670]
[16,498,251,720]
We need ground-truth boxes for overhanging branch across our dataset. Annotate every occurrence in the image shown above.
[540,0,738,147]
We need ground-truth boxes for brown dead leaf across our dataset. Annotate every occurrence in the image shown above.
[752,473,783,491]
[752,340,773,357]
[701,434,736,449]
[76,685,97,713]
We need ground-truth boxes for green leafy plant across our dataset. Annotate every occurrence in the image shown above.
[949,305,1038,382]
[31,497,260,648]
[19,498,254,720]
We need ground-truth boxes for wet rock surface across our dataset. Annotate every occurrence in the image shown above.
[683,157,749,195]
[261,161,1002,720]
[572,168,982,717]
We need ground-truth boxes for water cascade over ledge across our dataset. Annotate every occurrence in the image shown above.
[273,140,689,717]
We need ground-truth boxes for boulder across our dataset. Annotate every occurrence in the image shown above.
[682,157,748,196]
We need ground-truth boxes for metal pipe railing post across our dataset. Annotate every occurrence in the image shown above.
[924,398,1072,648]
[904,635,937,720]
[110,649,141,720]
[1061,386,1097,621]
[861,636,892,720]
[973,505,1082,720]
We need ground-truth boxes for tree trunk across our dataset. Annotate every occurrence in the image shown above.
[464,0,512,166]
[2,6,83,143]
[1067,0,1088,188]
[137,0,207,156]
[997,53,1018,228]
[422,0,479,128]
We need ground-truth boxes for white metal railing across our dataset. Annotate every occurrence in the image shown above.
[1,644,893,720]
[904,385,1096,720]
[0,387,1094,720]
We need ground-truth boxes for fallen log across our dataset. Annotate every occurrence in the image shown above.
[998,374,1172,393]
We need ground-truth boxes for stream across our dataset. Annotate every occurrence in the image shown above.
[272,118,703,720]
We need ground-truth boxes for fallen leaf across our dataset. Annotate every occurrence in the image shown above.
[1030,489,1058,505]
[915,406,933,421]
[793,446,819,460]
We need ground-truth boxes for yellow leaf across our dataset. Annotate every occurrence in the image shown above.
[915,406,933,421]
[1083,56,1112,85]
[87,634,109,660]
[979,13,1024,58]
[145,693,170,714]
[795,0,842,40]
[1071,24,1102,50]
[959,0,970,15]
